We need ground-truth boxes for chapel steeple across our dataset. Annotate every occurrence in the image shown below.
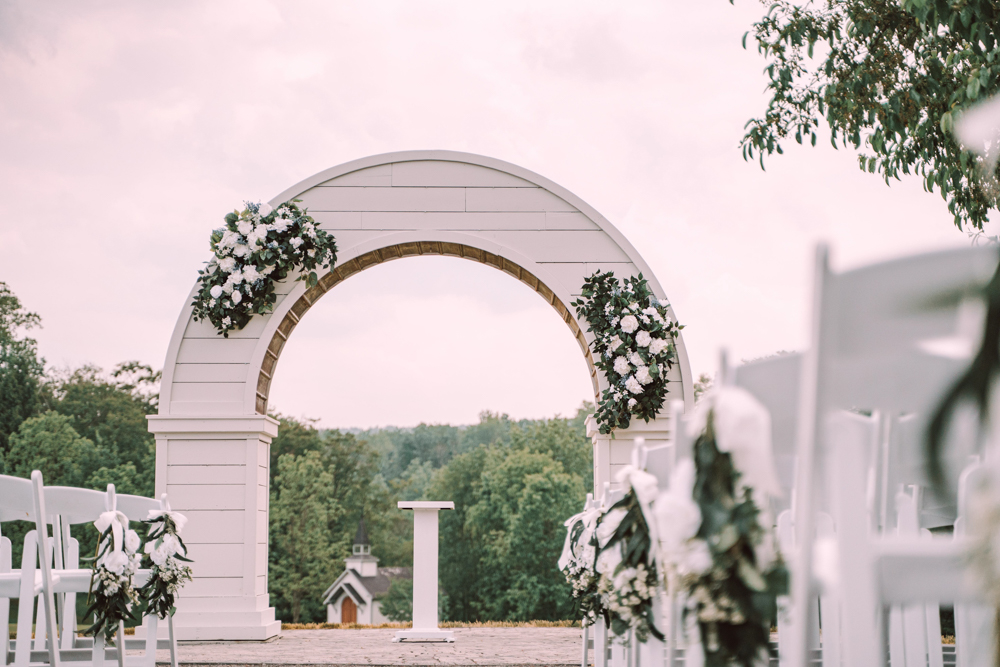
[345,516,378,576]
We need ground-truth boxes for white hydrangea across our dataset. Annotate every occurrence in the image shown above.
[630,351,643,366]
[237,219,253,236]
[620,315,639,333]
[613,356,631,375]
[636,365,653,385]
[218,256,236,273]
[272,217,290,233]
[625,376,643,394]
[290,237,303,249]
[636,330,651,347]
[233,243,250,258]
[243,265,261,283]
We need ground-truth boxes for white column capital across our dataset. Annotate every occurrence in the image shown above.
[147,414,280,439]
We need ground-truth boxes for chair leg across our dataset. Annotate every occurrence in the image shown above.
[13,533,38,667]
[94,633,106,667]
[168,614,178,667]
[116,622,126,667]
[140,614,159,667]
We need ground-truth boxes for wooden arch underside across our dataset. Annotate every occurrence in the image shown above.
[254,241,599,415]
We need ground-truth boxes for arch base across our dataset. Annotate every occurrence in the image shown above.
[147,414,281,641]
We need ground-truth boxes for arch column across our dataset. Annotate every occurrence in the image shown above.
[148,414,280,640]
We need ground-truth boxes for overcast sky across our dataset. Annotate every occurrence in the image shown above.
[0,1,972,429]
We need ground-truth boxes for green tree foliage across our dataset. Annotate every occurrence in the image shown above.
[269,451,341,624]
[5,411,99,487]
[430,416,591,622]
[378,578,413,622]
[0,282,45,456]
[737,0,1000,229]
[42,363,160,496]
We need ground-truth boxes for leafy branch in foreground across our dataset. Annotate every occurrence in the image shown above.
[737,0,1000,230]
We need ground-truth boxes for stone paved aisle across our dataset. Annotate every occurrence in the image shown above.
[156,628,583,666]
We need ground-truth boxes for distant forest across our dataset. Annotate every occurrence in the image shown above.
[0,281,594,624]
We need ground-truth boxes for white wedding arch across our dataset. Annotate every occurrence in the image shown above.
[148,150,693,640]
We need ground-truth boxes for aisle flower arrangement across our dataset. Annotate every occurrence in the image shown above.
[594,467,664,641]
[191,201,338,336]
[558,504,603,623]
[140,508,193,618]
[682,387,787,667]
[85,510,143,641]
[572,271,681,433]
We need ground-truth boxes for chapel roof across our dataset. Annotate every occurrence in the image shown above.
[322,566,412,603]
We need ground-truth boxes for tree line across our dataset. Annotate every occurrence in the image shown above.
[0,281,594,624]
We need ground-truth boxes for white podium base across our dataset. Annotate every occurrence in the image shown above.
[393,629,455,642]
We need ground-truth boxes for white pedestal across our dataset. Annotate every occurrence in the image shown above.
[393,501,455,643]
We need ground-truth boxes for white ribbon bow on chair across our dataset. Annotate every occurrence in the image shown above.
[94,509,131,574]
[146,496,187,534]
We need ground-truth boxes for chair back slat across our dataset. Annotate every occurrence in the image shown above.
[0,474,34,522]
[42,486,109,525]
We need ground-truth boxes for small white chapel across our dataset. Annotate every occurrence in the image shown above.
[321,518,412,624]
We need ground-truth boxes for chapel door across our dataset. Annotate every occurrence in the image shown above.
[342,597,357,624]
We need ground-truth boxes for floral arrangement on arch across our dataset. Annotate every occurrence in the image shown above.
[572,272,681,434]
[191,201,338,336]
[85,510,143,641]
[140,507,193,619]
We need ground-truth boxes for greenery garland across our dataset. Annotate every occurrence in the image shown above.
[139,512,193,619]
[84,518,142,642]
[191,201,338,336]
[595,491,663,641]
[572,272,681,434]
[685,410,788,667]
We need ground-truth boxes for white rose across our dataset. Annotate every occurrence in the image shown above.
[231,290,242,304]
[228,270,244,285]
[625,376,644,394]
[210,285,223,299]
[636,330,651,347]
[649,338,668,355]
[620,315,639,334]
[259,203,272,217]
[218,256,236,273]
[630,351,643,366]
[636,365,653,385]
[233,244,250,258]
[102,550,128,576]
[237,220,253,236]
[290,237,303,249]
[627,398,637,408]
[125,529,141,554]
[613,356,631,375]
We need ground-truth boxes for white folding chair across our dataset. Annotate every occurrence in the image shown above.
[32,483,180,667]
[788,244,997,667]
